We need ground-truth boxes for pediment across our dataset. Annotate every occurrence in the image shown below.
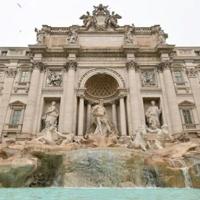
[179,100,195,107]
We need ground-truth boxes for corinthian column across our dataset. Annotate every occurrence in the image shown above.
[86,103,91,131]
[126,60,140,132]
[186,67,200,118]
[112,102,117,127]
[22,61,44,134]
[119,95,127,136]
[0,68,17,132]
[63,60,77,134]
[78,96,84,136]
[160,61,182,133]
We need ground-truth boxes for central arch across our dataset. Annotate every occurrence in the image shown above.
[85,74,119,100]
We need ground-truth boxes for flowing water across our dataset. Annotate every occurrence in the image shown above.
[0,188,200,200]
[181,167,193,188]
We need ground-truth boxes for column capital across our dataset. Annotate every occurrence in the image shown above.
[126,60,138,71]
[158,60,172,72]
[118,88,128,98]
[5,68,17,78]
[77,88,85,98]
[186,67,197,78]
[65,60,77,71]
[31,60,45,71]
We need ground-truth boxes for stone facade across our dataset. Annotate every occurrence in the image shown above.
[0,4,200,140]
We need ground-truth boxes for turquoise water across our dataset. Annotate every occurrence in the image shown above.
[0,188,200,200]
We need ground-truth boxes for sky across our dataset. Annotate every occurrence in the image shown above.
[0,0,200,47]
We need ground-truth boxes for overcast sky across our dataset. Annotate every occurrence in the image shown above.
[0,0,200,47]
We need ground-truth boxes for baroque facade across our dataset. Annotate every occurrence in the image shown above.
[0,4,200,141]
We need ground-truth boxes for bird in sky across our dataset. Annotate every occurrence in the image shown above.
[17,3,22,8]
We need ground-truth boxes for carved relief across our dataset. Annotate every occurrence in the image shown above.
[46,70,62,87]
[141,69,157,87]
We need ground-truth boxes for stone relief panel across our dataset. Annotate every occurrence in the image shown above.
[141,69,157,87]
[46,70,63,87]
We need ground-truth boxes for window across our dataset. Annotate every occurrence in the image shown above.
[174,71,185,85]
[19,71,30,83]
[182,109,193,124]
[10,109,22,127]
[179,101,196,129]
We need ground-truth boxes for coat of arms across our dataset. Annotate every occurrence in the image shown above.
[80,4,121,31]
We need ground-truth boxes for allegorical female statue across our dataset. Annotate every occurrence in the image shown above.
[43,101,59,129]
[145,100,161,130]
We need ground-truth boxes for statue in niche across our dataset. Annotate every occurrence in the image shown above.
[80,11,94,29]
[141,70,156,87]
[145,100,161,131]
[67,28,78,44]
[91,99,112,135]
[42,101,59,129]
[47,71,62,87]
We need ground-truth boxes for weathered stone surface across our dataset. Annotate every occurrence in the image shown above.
[0,142,200,188]
[0,157,37,187]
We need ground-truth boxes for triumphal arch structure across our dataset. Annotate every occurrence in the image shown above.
[1,4,200,141]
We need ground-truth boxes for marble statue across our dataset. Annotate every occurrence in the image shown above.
[35,28,45,44]
[108,11,121,28]
[42,101,59,129]
[47,71,62,87]
[124,25,135,43]
[128,127,147,151]
[92,99,112,135]
[145,101,161,130]
[80,11,94,30]
[67,28,78,44]
[158,30,166,45]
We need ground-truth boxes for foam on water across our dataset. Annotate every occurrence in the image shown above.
[0,188,200,200]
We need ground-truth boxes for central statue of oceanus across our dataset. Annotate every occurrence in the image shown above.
[92,99,112,135]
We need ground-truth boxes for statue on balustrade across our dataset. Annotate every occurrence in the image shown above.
[91,99,112,135]
[67,28,78,44]
[145,100,161,131]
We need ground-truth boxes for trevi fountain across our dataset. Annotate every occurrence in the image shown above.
[0,4,200,200]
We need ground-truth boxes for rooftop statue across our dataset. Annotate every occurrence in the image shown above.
[80,4,121,31]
